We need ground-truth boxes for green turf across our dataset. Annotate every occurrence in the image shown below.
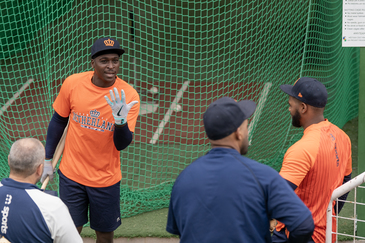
[337,117,359,241]
[80,117,360,240]
[80,208,177,239]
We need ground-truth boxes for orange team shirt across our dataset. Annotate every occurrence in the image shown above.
[53,71,140,187]
[276,119,352,243]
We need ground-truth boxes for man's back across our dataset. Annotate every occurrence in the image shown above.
[279,120,352,242]
[167,148,312,243]
[0,178,82,242]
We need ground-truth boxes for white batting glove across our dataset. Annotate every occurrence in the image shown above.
[40,159,54,183]
[104,88,139,125]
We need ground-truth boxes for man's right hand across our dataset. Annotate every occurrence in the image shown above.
[41,159,54,183]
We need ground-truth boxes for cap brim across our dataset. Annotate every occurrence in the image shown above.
[237,100,256,120]
[279,84,294,96]
[91,48,125,59]
[117,49,125,55]
[105,48,125,56]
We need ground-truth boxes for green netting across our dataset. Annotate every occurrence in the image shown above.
[0,0,360,218]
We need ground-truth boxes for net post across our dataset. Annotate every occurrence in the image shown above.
[357,47,365,237]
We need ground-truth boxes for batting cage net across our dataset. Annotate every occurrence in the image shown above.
[0,0,360,217]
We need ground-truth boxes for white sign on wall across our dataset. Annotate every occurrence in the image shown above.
[342,0,365,47]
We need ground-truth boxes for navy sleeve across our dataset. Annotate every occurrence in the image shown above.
[45,112,69,159]
[334,173,352,214]
[285,179,297,190]
[166,187,180,236]
[267,171,313,234]
[113,123,133,151]
[288,214,314,243]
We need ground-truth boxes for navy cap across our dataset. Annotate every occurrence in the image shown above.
[280,77,327,108]
[91,37,125,59]
[203,97,256,140]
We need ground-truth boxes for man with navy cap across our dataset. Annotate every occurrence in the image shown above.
[272,77,352,243]
[42,37,140,242]
[166,97,314,243]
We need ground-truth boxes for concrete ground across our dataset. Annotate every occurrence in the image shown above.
[82,238,365,243]
[83,237,179,243]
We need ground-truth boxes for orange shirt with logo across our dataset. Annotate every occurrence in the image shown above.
[53,71,140,187]
[276,119,352,243]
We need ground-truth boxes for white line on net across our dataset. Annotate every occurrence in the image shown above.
[248,82,272,145]
[149,80,190,144]
[0,78,33,117]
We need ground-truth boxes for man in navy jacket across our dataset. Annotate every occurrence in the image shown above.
[166,97,314,243]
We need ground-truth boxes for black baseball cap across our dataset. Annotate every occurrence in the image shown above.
[280,77,327,108]
[91,37,125,59]
[203,97,256,140]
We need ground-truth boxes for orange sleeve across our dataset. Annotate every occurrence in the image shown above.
[125,87,140,133]
[280,140,318,187]
[345,136,352,176]
[53,78,72,117]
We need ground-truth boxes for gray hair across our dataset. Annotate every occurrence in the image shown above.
[8,138,45,176]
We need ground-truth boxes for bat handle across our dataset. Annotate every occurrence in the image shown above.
[41,176,50,190]
[40,122,69,191]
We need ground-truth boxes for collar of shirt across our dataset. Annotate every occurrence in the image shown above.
[304,118,329,134]
[1,178,40,190]
[207,147,240,155]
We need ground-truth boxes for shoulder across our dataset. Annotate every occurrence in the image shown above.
[115,78,140,98]
[240,157,282,181]
[238,156,277,172]
[26,189,68,212]
[194,153,279,181]
[286,131,320,158]
[62,71,93,87]
[328,121,351,142]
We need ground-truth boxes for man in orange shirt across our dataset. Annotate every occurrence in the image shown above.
[272,77,352,243]
[41,37,140,243]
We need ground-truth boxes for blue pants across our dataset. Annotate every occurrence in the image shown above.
[58,169,121,232]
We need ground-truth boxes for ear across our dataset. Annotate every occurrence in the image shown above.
[234,127,242,141]
[36,163,44,177]
[300,102,308,114]
[91,59,95,69]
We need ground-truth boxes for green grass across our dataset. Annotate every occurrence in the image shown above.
[337,117,359,241]
[80,117,360,240]
[80,208,177,239]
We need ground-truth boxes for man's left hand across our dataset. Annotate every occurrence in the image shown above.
[104,88,139,125]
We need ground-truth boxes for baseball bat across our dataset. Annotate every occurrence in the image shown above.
[41,123,69,190]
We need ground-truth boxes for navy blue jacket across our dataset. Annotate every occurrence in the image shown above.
[167,148,314,242]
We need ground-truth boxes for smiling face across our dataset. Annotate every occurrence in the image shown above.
[91,53,120,87]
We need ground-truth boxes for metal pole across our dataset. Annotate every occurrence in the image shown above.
[326,172,365,242]
[357,47,365,237]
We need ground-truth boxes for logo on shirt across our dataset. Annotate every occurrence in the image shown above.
[90,109,101,118]
[330,133,340,167]
[4,195,11,205]
[1,195,12,234]
[1,207,9,234]
[72,110,114,132]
